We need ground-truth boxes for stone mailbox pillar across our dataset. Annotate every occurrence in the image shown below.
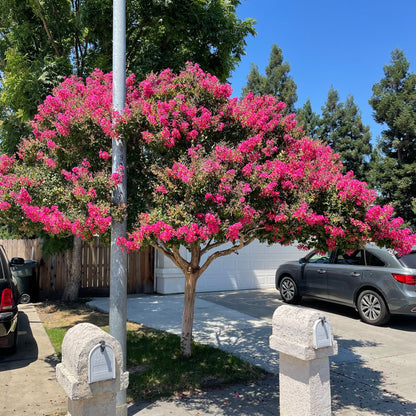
[270,305,338,416]
[56,323,129,416]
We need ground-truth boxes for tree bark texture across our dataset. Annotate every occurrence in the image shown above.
[61,236,83,301]
[181,271,198,357]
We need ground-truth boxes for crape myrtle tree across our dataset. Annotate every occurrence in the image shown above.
[0,64,415,356]
[0,0,255,295]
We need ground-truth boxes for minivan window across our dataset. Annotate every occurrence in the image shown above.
[365,251,385,267]
[308,252,332,264]
[398,252,416,268]
[335,250,365,265]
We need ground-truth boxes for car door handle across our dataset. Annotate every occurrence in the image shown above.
[318,269,326,274]
[350,272,360,277]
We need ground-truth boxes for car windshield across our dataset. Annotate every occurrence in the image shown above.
[398,251,416,268]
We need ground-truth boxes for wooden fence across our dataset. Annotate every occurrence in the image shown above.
[0,238,154,300]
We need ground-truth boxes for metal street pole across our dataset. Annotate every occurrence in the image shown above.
[111,0,127,415]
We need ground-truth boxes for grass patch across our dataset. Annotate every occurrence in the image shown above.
[36,300,268,402]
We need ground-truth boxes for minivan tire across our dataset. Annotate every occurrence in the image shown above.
[279,275,301,304]
[357,290,390,325]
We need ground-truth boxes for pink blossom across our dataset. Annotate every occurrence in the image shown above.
[155,185,167,194]
[44,158,57,169]
[99,150,112,160]
[0,201,11,211]
[169,163,193,182]
[226,222,242,241]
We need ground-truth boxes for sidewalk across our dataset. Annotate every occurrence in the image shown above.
[88,294,416,416]
[0,304,66,416]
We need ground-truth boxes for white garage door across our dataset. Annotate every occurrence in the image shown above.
[155,241,306,294]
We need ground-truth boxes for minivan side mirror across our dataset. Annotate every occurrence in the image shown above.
[10,257,24,266]
[299,257,306,265]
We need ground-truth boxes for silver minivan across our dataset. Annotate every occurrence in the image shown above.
[275,244,416,325]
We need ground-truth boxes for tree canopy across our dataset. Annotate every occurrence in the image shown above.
[369,48,416,227]
[241,44,297,112]
[0,0,255,154]
[296,98,320,140]
[0,64,414,355]
[318,87,372,182]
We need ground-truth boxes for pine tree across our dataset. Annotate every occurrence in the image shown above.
[241,44,297,112]
[369,49,416,227]
[241,63,265,97]
[318,87,372,182]
[296,98,320,139]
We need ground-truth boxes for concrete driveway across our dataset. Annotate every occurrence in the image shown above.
[89,288,416,416]
[198,289,416,413]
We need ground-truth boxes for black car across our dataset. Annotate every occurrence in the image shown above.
[0,246,22,353]
[275,244,416,325]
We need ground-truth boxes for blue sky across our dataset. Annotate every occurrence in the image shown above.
[228,0,416,142]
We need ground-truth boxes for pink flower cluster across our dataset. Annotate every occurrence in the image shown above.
[365,205,416,255]
[31,69,115,141]
[169,163,193,182]
[0,61,414,259]
[119,212,232,251]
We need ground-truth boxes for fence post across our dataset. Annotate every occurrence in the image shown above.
[270,305,338,416]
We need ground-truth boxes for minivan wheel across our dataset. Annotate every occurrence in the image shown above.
[357,290,390,325]
[279,276,301,304]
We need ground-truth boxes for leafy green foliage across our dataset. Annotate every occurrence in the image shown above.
[241,44,297,113]
[127,0,256,82]
[296,98,320,140]
[0,0,255,154]
[369,49,416,227]
[317,87,372,182]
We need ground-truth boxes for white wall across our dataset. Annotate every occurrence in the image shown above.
[154,241,305,294]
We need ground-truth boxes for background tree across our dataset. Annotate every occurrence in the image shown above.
[0,64,414,356]
[241,43,297,112]
[317,86,372,182]
[369,48,416,227]
[126,0,256,81]
[241,63,264,96]
[0,0,73,153]
[296,98,320,139]
[0,0,255,154]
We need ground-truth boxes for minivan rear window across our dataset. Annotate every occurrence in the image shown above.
[398,252,416,268]
[365,251,385,267]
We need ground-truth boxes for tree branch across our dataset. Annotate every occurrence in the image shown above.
[126,22,146,70]
[200,227,262,256]
[151,242,190,273]
[199,236,256,276]
[0,30,12,48]
[32,0,61,57]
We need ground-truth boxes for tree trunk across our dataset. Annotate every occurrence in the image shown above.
[61,237,83,301]
[181,271,198,357]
